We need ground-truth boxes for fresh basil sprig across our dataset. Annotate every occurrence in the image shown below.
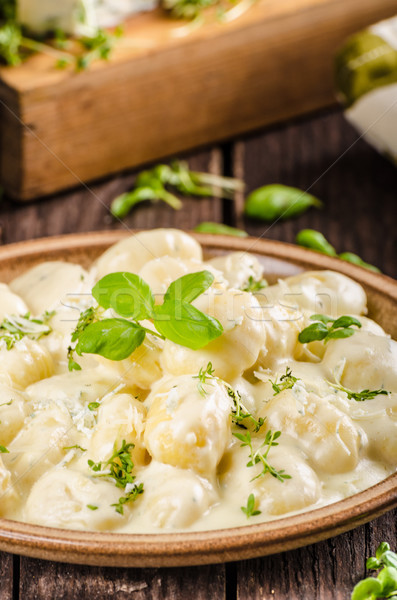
[69,270,223,367]
[244,184,322,222]
[351,542,397,600]
[298,314,362,344]
[111,161,244,218]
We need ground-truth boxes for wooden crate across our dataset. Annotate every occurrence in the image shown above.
[0,0,395,200]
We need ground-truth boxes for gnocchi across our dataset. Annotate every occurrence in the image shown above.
[0,229,395,534]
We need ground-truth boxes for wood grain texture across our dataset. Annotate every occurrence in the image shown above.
[234,109,397,278]
[18,560,225,600]
[0,150,223,243]
[1,0,396,199]
[0,552,13,600]
[0,108,396,598]
[236,510,397,600]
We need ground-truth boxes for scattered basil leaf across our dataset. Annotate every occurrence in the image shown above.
[339,252,381,273]
[296,229,337,256]
[87,505,98,511]
[164,270,214,304]
[75,319,146,361]
[296,230,382,272]
[92,272,154,320]
[154,300,222,350]
[0,445,9,453]
[194,222,248,237]
[244,184,322,222]
[88,402,100,411]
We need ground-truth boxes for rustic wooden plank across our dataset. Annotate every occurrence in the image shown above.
[236,510,397,600]
[0,149,223,244]
[0,552,14,600]
[2,0,395,200]
[18,559,225,600]
[235,109,397,278]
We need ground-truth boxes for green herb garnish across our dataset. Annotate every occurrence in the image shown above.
[111,483,144,515]
[241,493,261,518]
[351,542,397,600]
[244,184,322,222]
[229,387,265,433]
[69,270,223,369]
[193,362,215,396]
[339,252,381,273]
[241,276,268,293]
[0,310,54,349]
[0,400,13,408]
[110,161,244,218]
[233,430,291,483]
[0,445,9,453]
[298,314,362,344]
[87,504,98,511]
[88,402,101,411]
[270,367,299,395]
[296,229,337,256]
[88,439,143,513]
[328,381,389,402]
[63,445,87,452]
[193,222,248,237]
[296,229,381,272]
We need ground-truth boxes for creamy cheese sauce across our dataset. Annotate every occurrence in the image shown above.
[0,229,396,534]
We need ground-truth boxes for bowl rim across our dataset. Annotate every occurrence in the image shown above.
[0,230,396,567]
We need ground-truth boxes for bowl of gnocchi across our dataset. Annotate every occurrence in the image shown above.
[0,228,396,566]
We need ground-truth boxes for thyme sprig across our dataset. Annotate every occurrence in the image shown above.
[328,381,390,402]
[228,387,265,432]
[270,366,299,395]
[233,430,291,483]
[193,361,215,396]
[88,439,143,514]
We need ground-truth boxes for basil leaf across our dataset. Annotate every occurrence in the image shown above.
[296,229,337,256]
[75,319,146,360]
[298,322,329,343]
[310,314,335,324]
[153,300,223,350]
[194,222,248,237]
[351,577,383,600]
[377,567,397,597]
[339,252,381,273]
[164,271,214,305]
[326,328,355,340]
[244,184,322,222]
[92,272,154,319]
[383,552,397,570]
[331,315,362,330]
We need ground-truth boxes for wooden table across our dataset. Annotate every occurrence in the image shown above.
[0,107,396,599]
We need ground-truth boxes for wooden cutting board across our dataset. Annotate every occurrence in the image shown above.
[0,0,395,201]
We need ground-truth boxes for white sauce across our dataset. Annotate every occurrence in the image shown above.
[0,229,396,534]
